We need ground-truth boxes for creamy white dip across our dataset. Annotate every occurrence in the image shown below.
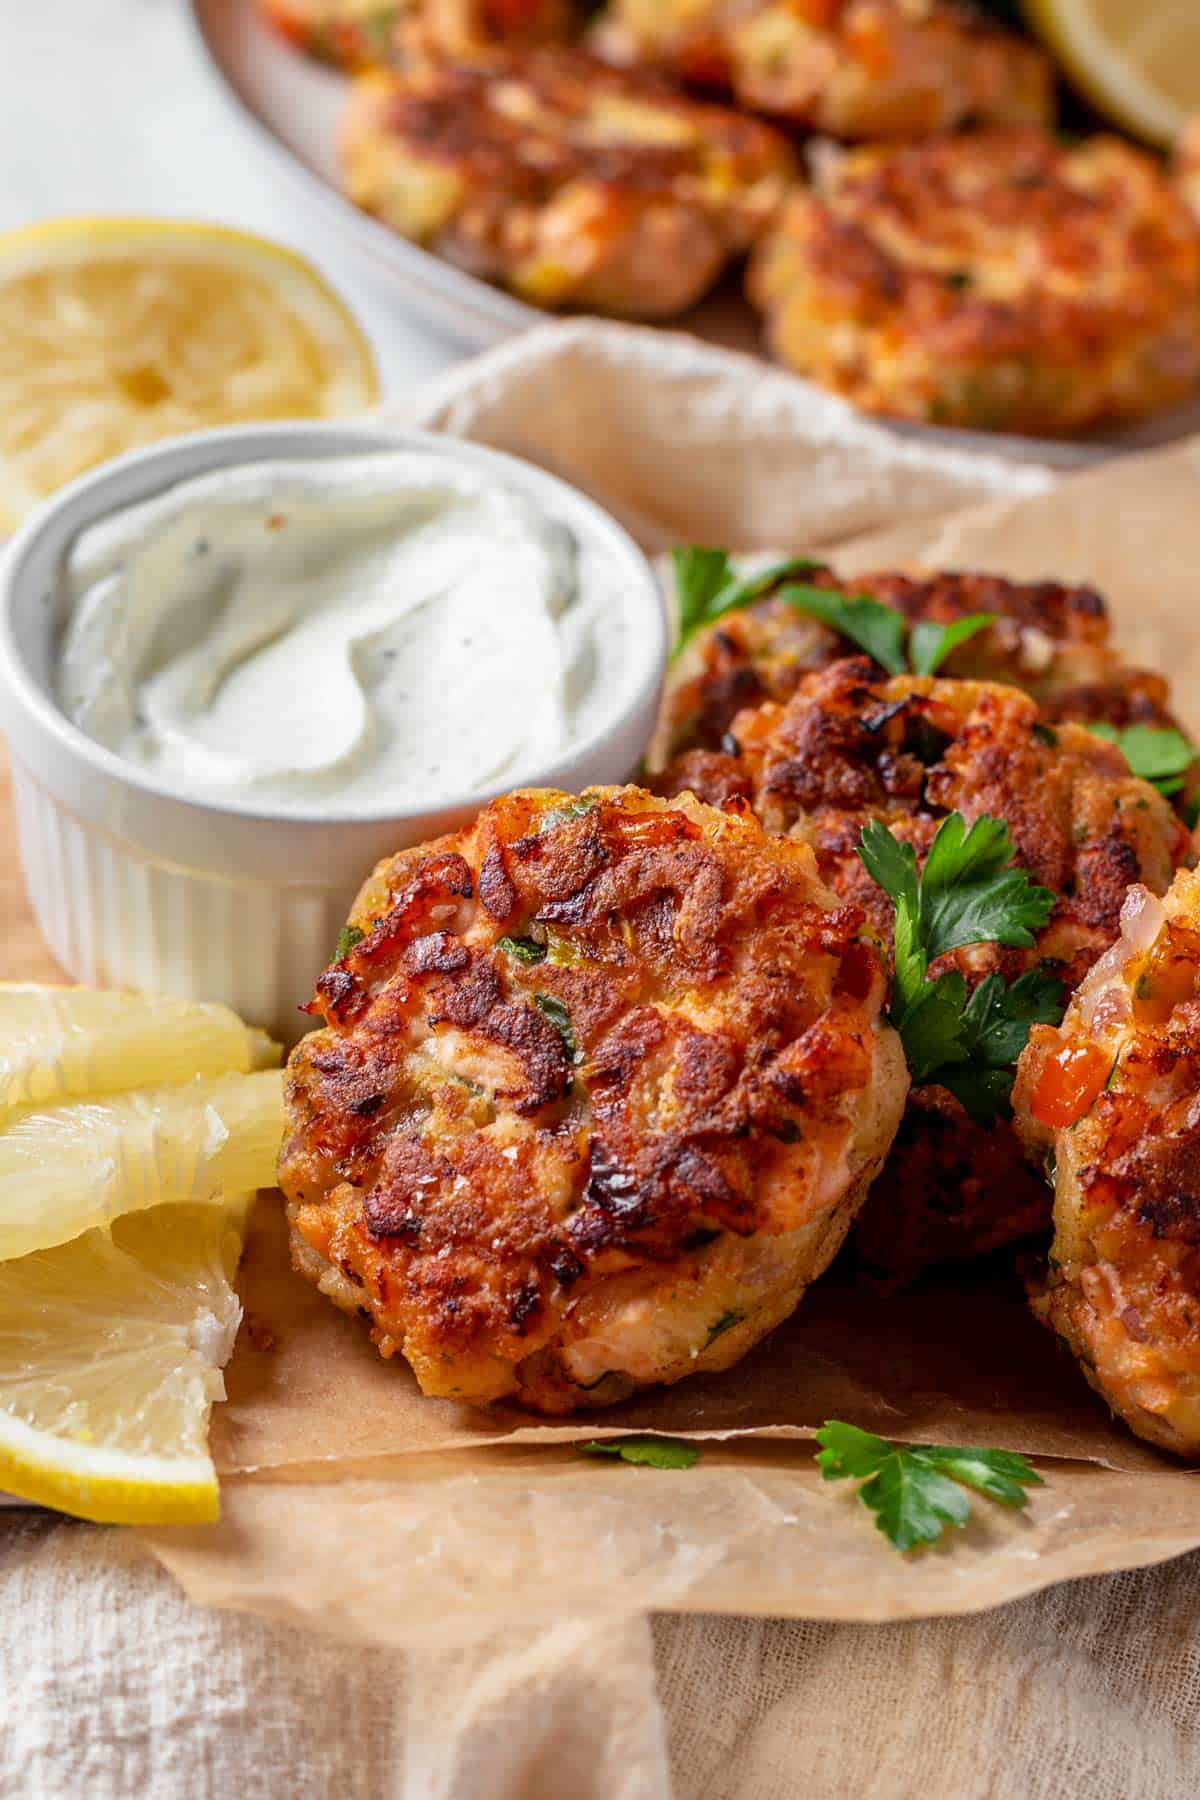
[56,453,631,814]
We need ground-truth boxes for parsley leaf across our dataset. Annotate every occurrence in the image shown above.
[671,549,817,661]
[919,813,1055,962]
[534,993,583,1064]
[815,1421,1043,1551]
[894,971,972,1085]
[703,1309,744,1347]
[959,968,1065,1070]
[858,822,922,1007]
[908,613,996,677]
[938,968,1063,1121]
[857,813,1062,1119]
[538,799,595,833]
[334,923,365,960]
[497,935,546,964]
[580,1435,700,1470]
[777,583,907,676]
[672,545,998,680]
[1089,723,1195,800]
[672,549,821,662]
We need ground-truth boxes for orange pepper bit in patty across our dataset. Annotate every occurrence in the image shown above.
[1030,1038,1113,1129]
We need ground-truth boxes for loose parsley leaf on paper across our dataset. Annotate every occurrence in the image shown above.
[534,993,583,1064]
[580,1435,701,1470]
[857,813,1062,1118]
[334,923,365,960]
[672,548,820,662]
[815,1421,1043,1551]
[1089,723,1195,800]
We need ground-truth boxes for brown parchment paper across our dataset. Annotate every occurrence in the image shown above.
[9,324,1200,1650]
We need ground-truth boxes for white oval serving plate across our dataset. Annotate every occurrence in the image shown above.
[186,0,1200,471]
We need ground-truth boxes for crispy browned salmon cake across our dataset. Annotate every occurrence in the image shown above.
[260,0,573,67]
[655,662,1191,1284]
[279,786,907,1413]
[748,129,1200,436]
[649,565,1187,773]
[1015,870,1200,1457]
[592,0,1051,138]
[340,50,797,318]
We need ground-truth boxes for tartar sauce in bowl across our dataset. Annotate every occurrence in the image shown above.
[56,451,648,815]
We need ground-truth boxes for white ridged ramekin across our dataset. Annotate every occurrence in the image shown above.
[0,422,667,1043]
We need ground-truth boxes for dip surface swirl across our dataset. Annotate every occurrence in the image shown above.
[56,452,629,814]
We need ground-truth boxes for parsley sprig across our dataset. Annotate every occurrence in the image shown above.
[816,1422,1043,1551]
[857,814,1063,1120]
[671,546,994,676]
[672,548,821,662]
[1088,722,1195,801]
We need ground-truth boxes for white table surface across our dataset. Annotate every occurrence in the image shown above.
[0,0,466,397]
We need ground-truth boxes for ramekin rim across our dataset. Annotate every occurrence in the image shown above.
[0,418,668,830]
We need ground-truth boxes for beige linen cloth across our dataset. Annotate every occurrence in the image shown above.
[4,322,1199,1799]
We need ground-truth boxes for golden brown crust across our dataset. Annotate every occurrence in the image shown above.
[280,786,907,1411]
[656,662,1191,1284]
[260,0,573,68]
[592,0,1051,138]
[650,565,1186,775]
[1013,871,1200,1456]
[748,130,1200,435]
[340,50,796,318]
[657,660,1188,987]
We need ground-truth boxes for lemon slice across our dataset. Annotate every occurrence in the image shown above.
[0,983,278,1119]
[0,1069,284,1262]
[0,1199,248,1523]
[0,217,380,528]
[1023,0,1200,146]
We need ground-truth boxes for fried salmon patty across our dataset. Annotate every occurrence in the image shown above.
[279,786,907,1412]
[592,0,1050,138]
[260,0,573,66]
[1015,871,1200,1457]
[655,662,1190,1284]
[748,129,1200,436]
[340,51,796,318]
[649,565,1188,775]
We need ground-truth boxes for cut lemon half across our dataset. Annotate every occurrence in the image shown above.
[0,217,379,528]
[0,1069,284,1262]
[0,983,278,1119]
[1023,0,1200,147]
[0,1199,248,1524]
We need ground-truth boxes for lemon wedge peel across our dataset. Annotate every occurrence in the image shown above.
[1023,0,1200,146]
[0,1201,249,1525]
[0,216,379,528]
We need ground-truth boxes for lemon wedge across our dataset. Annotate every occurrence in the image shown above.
[0,217,379,528]
[0,983,278,1118]
[1023,0,1200,146]
[0,1200,249,1524]
[0,1069,284,1262]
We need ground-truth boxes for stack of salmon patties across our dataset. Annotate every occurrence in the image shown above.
[263,0,1200,437]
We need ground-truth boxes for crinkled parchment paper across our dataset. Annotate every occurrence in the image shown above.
[11,321,1200,1651]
